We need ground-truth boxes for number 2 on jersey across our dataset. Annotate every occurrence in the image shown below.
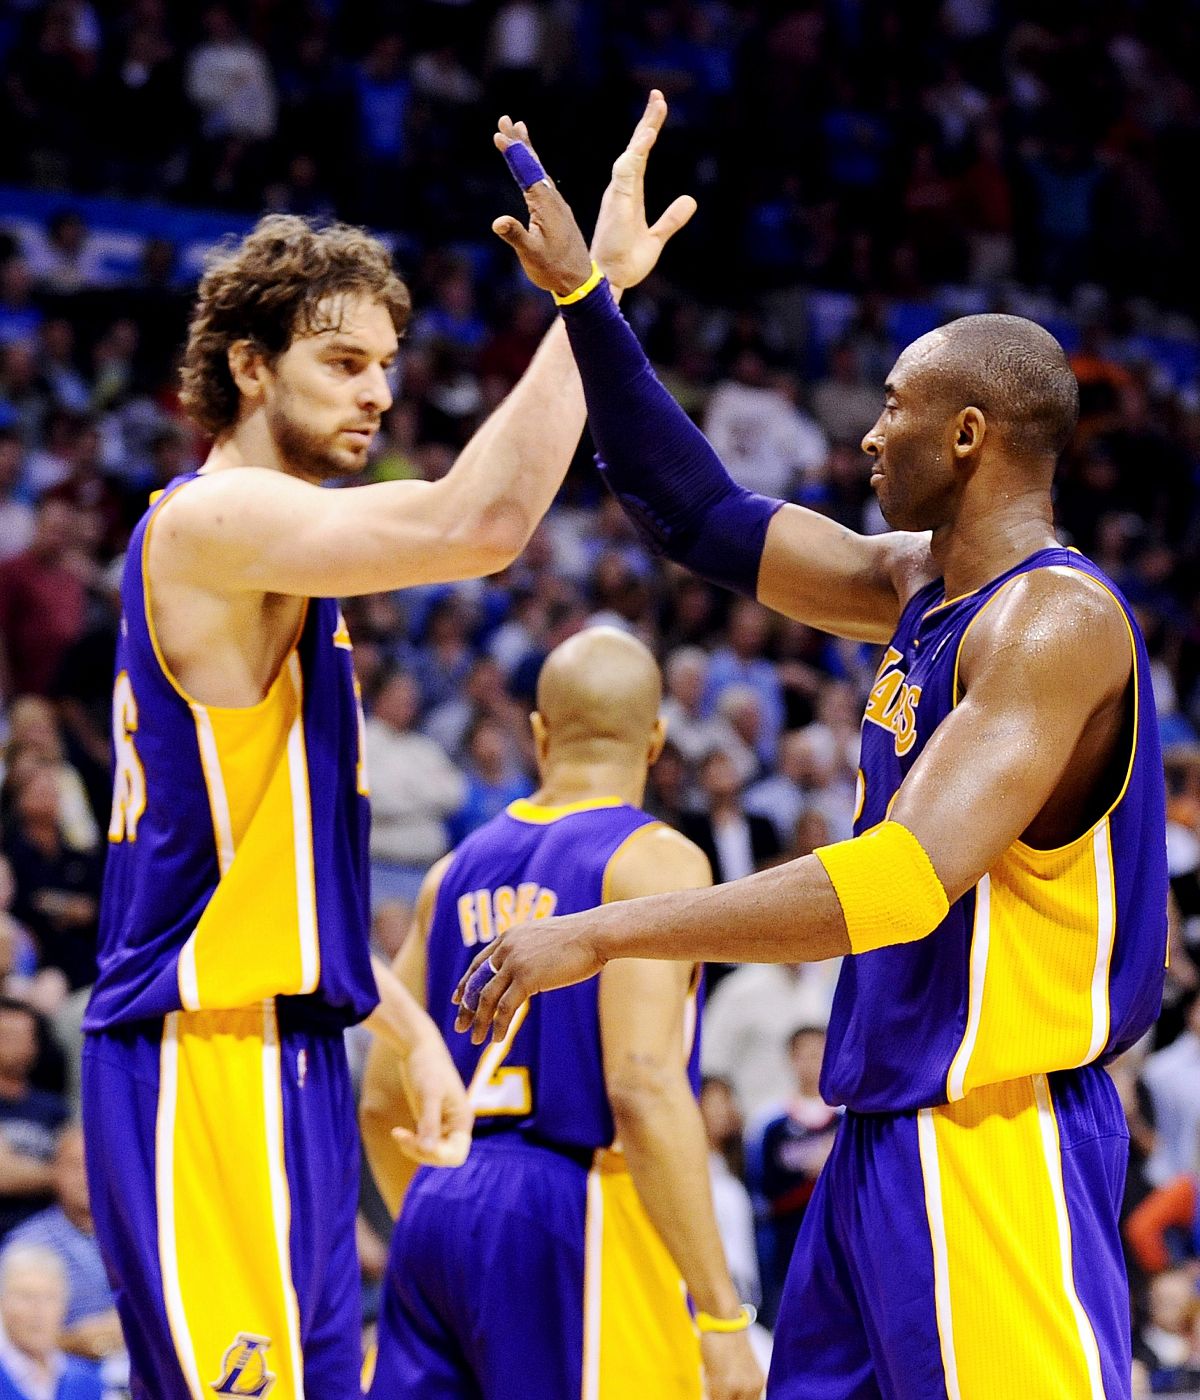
[468,1002,531,1115]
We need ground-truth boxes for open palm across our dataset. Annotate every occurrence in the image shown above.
[591,89,698,290]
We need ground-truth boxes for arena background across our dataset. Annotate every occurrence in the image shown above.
[1,1,1199,1394]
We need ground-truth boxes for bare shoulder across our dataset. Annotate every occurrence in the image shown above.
[885,530,937,606]
[961,563,1133,698]
[412,853,454,934]
[154,467,309,537]
[605,823,713,902]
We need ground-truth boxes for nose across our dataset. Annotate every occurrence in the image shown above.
[360,363,393,415]
[861,421,882,458]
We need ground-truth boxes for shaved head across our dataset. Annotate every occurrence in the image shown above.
[898,314,1079,460]
[536,626,662,754]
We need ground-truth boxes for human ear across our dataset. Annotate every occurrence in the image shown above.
[954,406,986,457]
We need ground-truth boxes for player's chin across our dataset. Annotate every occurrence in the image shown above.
[325,442,371,477]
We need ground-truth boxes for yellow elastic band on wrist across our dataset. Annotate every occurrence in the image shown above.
[695,1304,756,1334]
[553,260,603,306]
[814,820,949,956]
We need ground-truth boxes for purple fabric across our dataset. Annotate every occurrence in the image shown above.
[503,142,546,189]
[560,281,784,598]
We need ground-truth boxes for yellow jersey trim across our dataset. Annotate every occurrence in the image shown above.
[141,484,309,713]
[506,796,627,825]
[950,568,1139,859]
[600,820,666,904]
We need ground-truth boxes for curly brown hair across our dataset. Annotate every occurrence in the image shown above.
[179,214,411,437]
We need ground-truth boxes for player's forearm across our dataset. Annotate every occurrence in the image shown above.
[560,282,782,595]
[612,1078,743,1317]
[587,854,850,966]
[360,1045,419,1218]
[439,318,585,563]
[367,955,443,1057]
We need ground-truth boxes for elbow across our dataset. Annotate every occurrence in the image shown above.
[607,1068,680,1134]
[447,502,529,575]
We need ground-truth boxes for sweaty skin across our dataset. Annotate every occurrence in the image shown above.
[454,106,1134,1046]
[362,626,764,1400]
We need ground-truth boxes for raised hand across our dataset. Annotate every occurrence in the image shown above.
[491,117,594,298]
[591,89,698,290]
[491,93,697,297]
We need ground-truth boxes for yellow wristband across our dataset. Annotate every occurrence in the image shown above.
[814,820,949,956]
[695,1304,756,1334]
[552,260,604,306]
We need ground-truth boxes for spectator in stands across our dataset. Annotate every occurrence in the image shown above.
[0,857,68,1019]
[424,655,527,767]
[680,748,779,885]
[661,647,754,780]
[1134,1267,1200,1392]
[703,348,827,499]
[24,212,108,296]
[811,342,882,446]
[8,1125,122,1366]
[0,1243,102,1400]
[448,716,532,844]
[746,728,854,848]
[745,1026,840,1322]
[643,740,690,830]
[5,698,98,853]
[364,668,466,907]
[1,762,100,991]
[1143,991,1200,1182]
[407,594,475,712]
[698,1076,760,1310]
[184,3,277,142]
[1126,1123,1200,1277]
[702,964,835,1121]
[0,499,87,699]
[0,429,33,562]
[0,1000,69,1240]
[703,600,785,767]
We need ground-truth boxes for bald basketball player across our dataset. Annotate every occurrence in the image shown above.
[456,103,1169,1400]
[362,627,763,1400]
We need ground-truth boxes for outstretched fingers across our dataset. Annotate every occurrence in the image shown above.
[650,193,699,244]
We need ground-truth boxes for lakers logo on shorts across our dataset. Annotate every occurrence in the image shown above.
[212,1333,275,1396]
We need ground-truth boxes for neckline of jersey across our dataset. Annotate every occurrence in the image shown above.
[507,796,627,824]
[919,545,1075,623]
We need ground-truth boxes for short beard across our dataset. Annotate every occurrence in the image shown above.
[268,403,359,482]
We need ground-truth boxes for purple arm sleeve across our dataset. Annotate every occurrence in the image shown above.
[560,282,784,597]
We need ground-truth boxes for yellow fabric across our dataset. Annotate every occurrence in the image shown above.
[552,260,603,306]
[920,1076,1104,1399]
[507,796,625,825]
[586,1150,703,1400]
[159,1006,304,1399]
[815,821,949,955]
[948,822,1115,1099]
[179,657,321,1009]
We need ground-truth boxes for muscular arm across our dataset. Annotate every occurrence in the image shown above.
[360,857,450,1216]
[600,827,763,1400]
[154,320,584,599]
[559,284,929,641]
[599,828,742,1318]
[458,570,1136,1036]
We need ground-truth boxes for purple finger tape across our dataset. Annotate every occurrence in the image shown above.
[503,142,547,190]
[462,956,499,1013]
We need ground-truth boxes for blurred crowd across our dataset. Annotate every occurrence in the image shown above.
[2,0,1200,1394]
